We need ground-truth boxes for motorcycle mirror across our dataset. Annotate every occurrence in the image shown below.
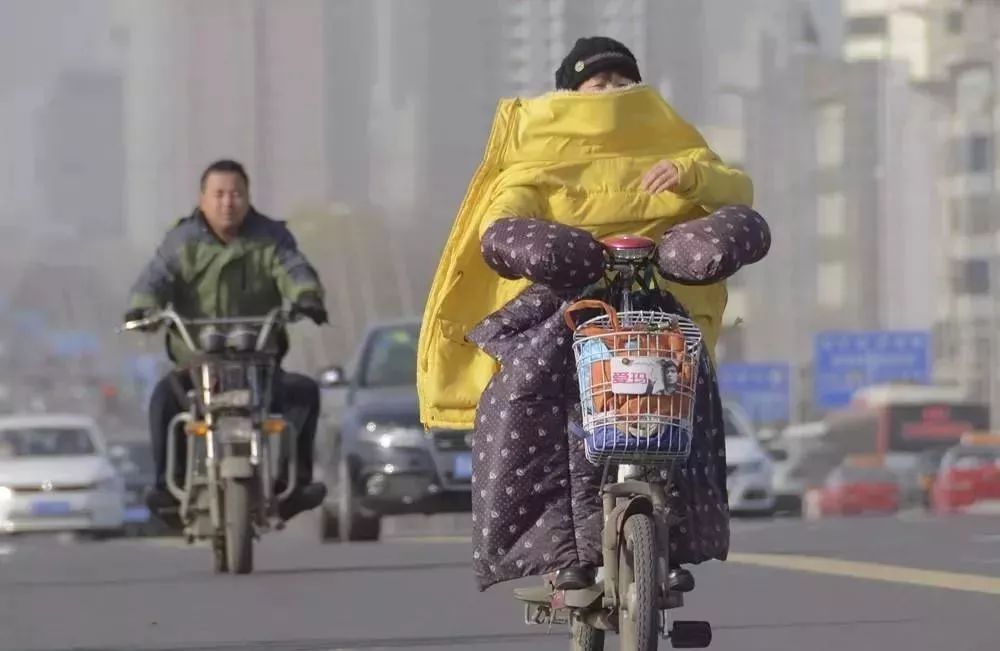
[319,366,347,388]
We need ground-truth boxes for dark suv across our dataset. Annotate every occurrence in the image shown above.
[315,319,472,542]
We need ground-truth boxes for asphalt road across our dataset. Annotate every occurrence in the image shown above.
[1,512,999,651]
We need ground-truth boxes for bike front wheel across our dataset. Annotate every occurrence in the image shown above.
[618,514,659,651]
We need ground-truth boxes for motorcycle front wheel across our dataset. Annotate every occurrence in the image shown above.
[224,478,254,574]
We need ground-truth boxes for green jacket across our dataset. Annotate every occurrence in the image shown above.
[128,208,325,365]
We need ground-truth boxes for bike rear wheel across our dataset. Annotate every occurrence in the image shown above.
[224,478,254,574]
[571,617,605,651]
[618,514,659,651]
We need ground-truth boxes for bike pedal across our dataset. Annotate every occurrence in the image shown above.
[671,620,712,648]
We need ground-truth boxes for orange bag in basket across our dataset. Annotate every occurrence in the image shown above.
[564,301,694,424]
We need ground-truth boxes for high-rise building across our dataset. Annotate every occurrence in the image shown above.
[928,0,1000,415]
[35,68,125,239]
[113,0,345,247]
[715,1,945,424]
[839,0,1000,413]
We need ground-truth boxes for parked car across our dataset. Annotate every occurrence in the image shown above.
[723,403,776,516]
[930,442,1000,514]
[769,421,831,517]
[770,446,804,516]
[316,319,472,542]
[817,458,900,517]
[0,414,125,537]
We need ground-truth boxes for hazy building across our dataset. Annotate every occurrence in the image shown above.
[35,69,124,239]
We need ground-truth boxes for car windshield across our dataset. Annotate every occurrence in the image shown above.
[0,427,97,458]
[722,408,750,438]
[361,324,419,388]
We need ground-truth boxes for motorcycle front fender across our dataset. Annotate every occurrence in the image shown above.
[220,456,254,479]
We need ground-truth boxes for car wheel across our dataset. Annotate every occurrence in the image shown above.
[337,456,381,542]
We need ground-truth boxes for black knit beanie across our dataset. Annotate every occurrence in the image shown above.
[555,36,642,90]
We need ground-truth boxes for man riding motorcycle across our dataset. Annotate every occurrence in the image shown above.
[418,37,754,593]
[124,159,329,522]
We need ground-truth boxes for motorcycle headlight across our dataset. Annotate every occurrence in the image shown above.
[216,417,255,444]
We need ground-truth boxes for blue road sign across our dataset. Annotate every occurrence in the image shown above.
[718,362,792,425]
[813,331,931,410]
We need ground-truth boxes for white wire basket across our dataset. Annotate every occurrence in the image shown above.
[564,301,703,467]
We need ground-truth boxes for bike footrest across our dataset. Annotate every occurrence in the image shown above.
[514,586,553,603]
[514,583,604,610]
[563,585,604,609]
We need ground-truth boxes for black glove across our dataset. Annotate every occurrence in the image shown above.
[290,293,328,325]
[123,307,158,332]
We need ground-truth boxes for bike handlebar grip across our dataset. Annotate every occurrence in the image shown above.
[563,299,620,332]
[481,217,605,290]
[655,205,771,286]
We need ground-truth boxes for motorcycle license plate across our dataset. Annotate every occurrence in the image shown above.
[31,501,72,516]
[453,453,473,480]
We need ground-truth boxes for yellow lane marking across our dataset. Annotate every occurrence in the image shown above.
[142,537,205,549]
[729,553,1000,596]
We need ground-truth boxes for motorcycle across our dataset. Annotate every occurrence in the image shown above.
[512,234,713,650]
[120,306,300,574]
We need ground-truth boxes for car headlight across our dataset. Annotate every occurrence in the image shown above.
[361,421,426,448]
[0,486,11,501]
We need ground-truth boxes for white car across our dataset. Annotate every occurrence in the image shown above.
[723,403,776,516]
[0,414,125,536]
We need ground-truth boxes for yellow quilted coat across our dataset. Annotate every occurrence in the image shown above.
[418,85,753,430]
